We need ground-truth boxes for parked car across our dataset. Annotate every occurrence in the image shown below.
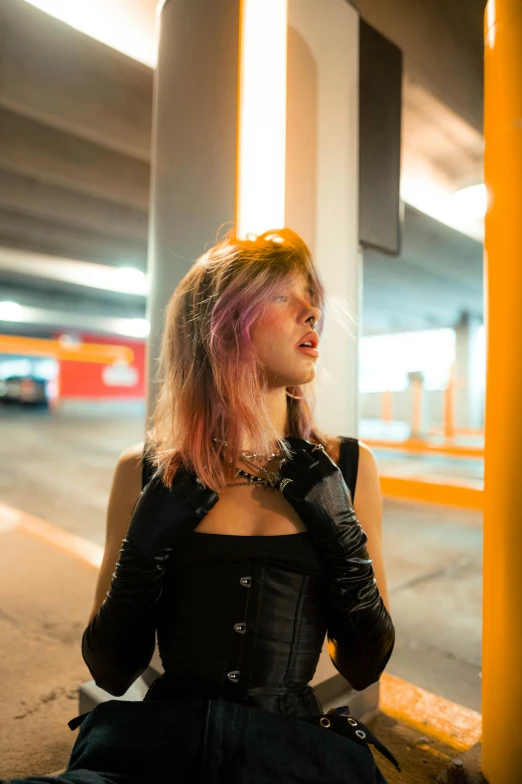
[0,376,49,407]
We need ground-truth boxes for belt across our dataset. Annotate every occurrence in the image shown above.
[143,673,319,709]
[67,676,314,730]
[299,706,401,772]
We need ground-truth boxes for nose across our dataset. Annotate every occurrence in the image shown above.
[304,303,321,328]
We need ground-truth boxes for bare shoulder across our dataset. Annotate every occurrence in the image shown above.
[106,441,145,540]
[115,441,145,483]
[358,440,378,467]
[118,440,146,467]
[352,440,381,509]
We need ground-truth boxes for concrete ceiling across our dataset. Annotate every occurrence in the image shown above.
[22,0,486,130]
[21,0,487,239]
[0,0,486,338]
[363,206,483,335]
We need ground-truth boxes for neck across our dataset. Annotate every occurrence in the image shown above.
[240,386,288,453]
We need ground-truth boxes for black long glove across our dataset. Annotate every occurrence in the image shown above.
[280,438,395,692]
[82,467,219,696]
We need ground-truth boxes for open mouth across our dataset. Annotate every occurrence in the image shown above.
[296,344,319,357]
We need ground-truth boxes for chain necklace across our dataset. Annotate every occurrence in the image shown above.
[237,453,284,490]
[211,437,285,490]
[210,438,325,489]
[211,438,283,462]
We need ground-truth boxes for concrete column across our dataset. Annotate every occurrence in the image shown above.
[146,0,241,420]
[286,0,361,438]
[454,312,484,430]
[405,371,429,440]
[483,0,522,781]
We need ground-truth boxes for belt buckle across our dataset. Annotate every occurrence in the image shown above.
[324,706,402,772]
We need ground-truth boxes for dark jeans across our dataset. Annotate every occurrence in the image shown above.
[2,698,389,784]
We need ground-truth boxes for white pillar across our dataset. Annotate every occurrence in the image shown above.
[286,0,361,439]
[454,312,484,429]
[146,0,241,420]
[405,371,430,440]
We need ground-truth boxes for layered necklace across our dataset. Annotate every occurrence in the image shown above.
[212,438,285,490]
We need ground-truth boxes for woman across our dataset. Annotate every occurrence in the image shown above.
[4,228,399,783]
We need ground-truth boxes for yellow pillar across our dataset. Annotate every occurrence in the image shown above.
[483,1,522,781]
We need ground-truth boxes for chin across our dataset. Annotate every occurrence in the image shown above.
[285,369,316,389]
[266,362,316,390]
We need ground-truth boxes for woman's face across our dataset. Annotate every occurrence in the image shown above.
[250,272,322,390]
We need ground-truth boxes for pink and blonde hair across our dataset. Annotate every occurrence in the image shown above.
[144,226,332,492]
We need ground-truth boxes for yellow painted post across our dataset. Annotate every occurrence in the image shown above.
[483,1,522,781]
[442,363,455,443]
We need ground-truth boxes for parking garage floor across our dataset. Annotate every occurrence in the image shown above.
[0,410,483,780]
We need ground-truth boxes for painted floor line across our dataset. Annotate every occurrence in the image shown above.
[0,502,103,568]
[380,672,482,752]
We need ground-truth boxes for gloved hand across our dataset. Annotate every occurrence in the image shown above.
[279,438,395,692]
[125,465,219,560]
[280,437,360,555]
[82,466,219,696]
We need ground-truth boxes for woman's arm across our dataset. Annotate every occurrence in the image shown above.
[82,544,162,696]
[87,443,144,625]
[82,443,156,697]
[352,442,391,616]
[326,442,394,691]
[280,441,395,693]
[82,462,219,697]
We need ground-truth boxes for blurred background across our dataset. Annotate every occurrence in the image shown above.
[0,0,489,779]
[0,0,485,475]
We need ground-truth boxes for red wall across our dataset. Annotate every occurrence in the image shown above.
[56,333,146,399]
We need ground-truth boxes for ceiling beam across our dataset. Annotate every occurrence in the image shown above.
[0,209,147,268]
[0,278,145,317]
[0,169,148,243]
[0,0,153,162]
[0,108,150,211]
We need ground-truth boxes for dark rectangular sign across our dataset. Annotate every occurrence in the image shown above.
[359,19,403,256]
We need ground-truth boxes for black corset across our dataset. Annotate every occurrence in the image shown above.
[148,532,328,717]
